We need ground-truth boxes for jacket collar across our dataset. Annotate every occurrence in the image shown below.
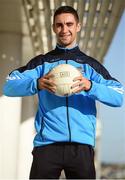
[55,44,80,53]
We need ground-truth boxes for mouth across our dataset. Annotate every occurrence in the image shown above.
[59,34,71,38]
[59,34,71,41]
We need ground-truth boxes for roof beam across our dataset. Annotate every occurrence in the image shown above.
[42,0,53,51]
[80,0,98,51]
[98,0,125,62]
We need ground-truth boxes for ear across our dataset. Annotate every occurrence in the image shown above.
[77,22,81,32]
[52,24,56,33]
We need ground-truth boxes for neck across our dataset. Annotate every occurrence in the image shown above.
[57,42,77,49]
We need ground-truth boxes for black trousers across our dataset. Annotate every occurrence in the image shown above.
[29,142,96,179]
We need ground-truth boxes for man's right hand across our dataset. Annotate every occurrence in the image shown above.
[38,73,56,93]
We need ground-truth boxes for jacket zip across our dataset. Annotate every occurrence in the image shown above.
[66,96,71,141]
[65,54,71,142]
[40,117,45,141]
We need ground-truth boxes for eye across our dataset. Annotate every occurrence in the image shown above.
[67,23,74,27]
[56,23,62,28]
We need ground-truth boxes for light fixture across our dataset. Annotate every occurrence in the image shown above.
[38,0,44,10]
[29,17,35,26]
[85,0,90,11]
[73,2,78,10]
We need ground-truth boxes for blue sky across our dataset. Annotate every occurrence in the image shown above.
[99,11,125,163]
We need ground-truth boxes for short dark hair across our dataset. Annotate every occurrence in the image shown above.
[53,6,79,23]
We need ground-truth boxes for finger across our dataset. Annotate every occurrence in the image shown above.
[73,75,83,82]
[47,87,56,93]
[71,80,85,89]
[72,86,81,94]
[44,73,55,79]
[38,78,56,91]
[42,84,56,93]
[42,78,56,87]
[71,81,80,89]
[72,83,85,93]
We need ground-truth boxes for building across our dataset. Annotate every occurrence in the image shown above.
[0,0,124,179]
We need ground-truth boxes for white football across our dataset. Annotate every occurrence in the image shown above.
[50,64,81,97]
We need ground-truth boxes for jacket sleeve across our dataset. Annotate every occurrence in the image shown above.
[86,62,124,107]
[3,55,44,97]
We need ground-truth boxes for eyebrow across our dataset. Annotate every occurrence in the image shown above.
[55,22,74,26]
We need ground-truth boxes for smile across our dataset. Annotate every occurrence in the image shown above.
[60,34,71,38]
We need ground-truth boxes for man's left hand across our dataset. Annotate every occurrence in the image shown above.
[71,75,92,93]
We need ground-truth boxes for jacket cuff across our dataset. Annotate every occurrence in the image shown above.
[84,80,93,92]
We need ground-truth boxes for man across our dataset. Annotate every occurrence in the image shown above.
[3,6,124,179]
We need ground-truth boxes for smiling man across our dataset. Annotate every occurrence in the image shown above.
[3,6,124,179]
[53,10,81,48]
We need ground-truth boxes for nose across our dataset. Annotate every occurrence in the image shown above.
[61,24,68,33]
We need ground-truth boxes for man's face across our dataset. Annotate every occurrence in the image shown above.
[53,13,81,48]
